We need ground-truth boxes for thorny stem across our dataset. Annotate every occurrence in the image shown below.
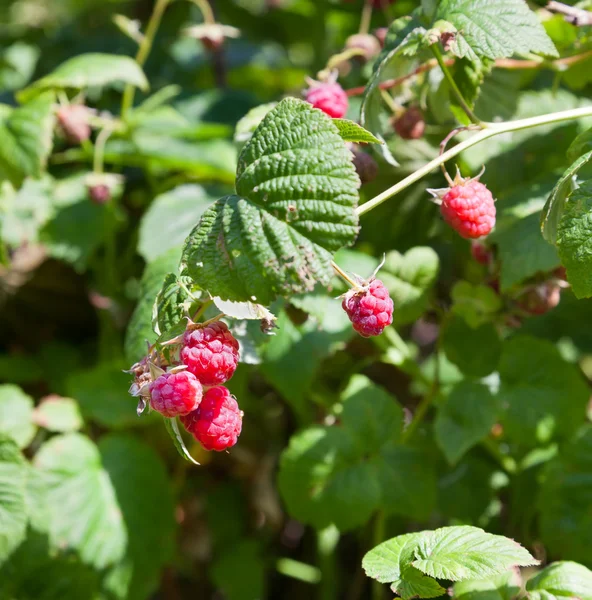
[121,0,172,119]
[432,45,482,126]
[357,105,592,216]
[359,0,373,35]
[331,260,359,288]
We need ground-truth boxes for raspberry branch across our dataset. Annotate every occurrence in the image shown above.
[357,105,592,216]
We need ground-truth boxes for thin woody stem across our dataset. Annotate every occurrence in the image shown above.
[357,105,592,217]
[331,260,359,288]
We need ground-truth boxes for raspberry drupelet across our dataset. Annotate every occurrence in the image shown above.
[304,81,349,118]
[181,386,243,452]
[181,321,240,386]
[342,278,394,337]
[149,371,203,418]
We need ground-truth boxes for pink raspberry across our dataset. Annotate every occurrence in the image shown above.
[149,371,203,418]
[342,278,394,337]
[181,321,240,386]
[181,386,243,452]
[56,104,92,144]
[440,179,496,239]
[304,82,348,118]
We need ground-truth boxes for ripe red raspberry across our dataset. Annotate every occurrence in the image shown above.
[304,81,348,118]
[181,386,243,452]
[181,321,240,386]
[342,278,394,337]
[470,241,492,265]
[149,371,203,418]
[439,179,496,239]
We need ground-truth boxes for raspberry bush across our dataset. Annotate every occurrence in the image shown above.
[3,0,592,598]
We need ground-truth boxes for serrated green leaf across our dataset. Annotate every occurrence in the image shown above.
[541,151,592,244]
[380,247,439,325]
[435,381,498,465]
[453,570,521,599]
[125,247,181,363]
[0,385,36,448]
[182,98,359,305]
[32,396,82,433]
[152,273,196,337]
[32,433,127,569]
[332,119,381,144]
[539,427,592,565]
[450,281,502,327]
[442,316,501,377]
[0,92,55,186]
[99,435,175,600]
[138,184,217,263]
[278,375,435,531]
[361,19,427,166]
[527,561,592,600]
[0,437,28,566]
[556,180,592,298]
[19,53,148,101]
[234,102,277,145]
[163,417,200,466]
[436,0,557,64]
[412,525,537,581]
[498,336,589,447]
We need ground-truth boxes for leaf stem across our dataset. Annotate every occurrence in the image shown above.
[357,105,592,216]
[371,511,386,600]
[121,0,172,119]
[331,260,359,288]
[317,525,340,600]
[359,0,373,35]
[432,45,482,126]
[187,0,215,24]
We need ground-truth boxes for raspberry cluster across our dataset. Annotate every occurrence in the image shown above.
[147,320,243,452]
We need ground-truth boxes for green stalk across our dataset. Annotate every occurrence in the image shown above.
[371,511,386,600]
[357,105,592,216]
[317,525,340,600]
[121,0,172,119]
[432,45,481,126]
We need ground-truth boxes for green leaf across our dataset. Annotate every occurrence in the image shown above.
[125,247,181,363]
[138,184,217,263]
[541,151,592,244]
[66,362,140,429]
[442,316,501,377]
[0,42,40,92]
[0,385,36,448]
[99,435,175,600]
[152,273,196,338]
[380,247,439,325]
[412,525,537,581]
[498,336,589,447]
[19,53,148,101]
[234,102,277,145]
[163,417,201,466]
[182,98,359,305]
[453,570,521,599]
[0,92,55,186]
[32,433,127,569]
[0,437,28,566]
[0,177,53,248]
[539,427,592,565]
[435,381,498,465]
[450,281,501,327]
[567,126,592,163]
[361,18,427,166]
[278,376,435,531]
[489,178,560,291]
[32,396,82,433]
[332,119,382,144]
[436,0,557,63]
[556,180,592,298]
[527,561,592,600]
[362,532,446,600]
